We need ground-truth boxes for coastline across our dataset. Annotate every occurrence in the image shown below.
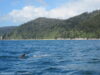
[0,38,100,40]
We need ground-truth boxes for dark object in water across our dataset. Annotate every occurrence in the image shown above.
[20,54,26,59]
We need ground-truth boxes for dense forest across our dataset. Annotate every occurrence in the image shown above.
[0,10,100,40]
[0,26,16,37]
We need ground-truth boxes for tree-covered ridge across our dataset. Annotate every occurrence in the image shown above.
[1,10,100,39]
[0,26,16,36]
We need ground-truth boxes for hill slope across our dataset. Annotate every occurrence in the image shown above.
[0,26,16,36]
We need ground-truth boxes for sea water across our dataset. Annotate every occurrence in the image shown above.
[0,40,100,75]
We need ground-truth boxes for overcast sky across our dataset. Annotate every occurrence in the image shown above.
[0,0,100,27]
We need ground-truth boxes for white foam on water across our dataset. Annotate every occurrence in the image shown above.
[33,54,50,58]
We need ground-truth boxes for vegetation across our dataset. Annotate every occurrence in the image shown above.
[1,10,100,39]
[0,26,16,37]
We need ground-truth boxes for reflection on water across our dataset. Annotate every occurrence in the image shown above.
[0,40,100,75]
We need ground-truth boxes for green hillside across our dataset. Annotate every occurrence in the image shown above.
[0,26,16,36]
[2,10,100,39]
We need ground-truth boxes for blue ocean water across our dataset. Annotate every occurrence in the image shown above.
[0,40,100,75]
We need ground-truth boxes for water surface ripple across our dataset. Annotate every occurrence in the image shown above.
[0,40,100,75]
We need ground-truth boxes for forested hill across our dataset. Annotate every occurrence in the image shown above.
[1,10,100,39]
[0,26,16,36]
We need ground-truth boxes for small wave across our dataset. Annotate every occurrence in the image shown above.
[37,67,63,75]
[0,56,19,61]
[69,70,100,75]
[0,67,9,71]
[87,58,100,63]
[0,56,17,59]
[16,71,32,75]
[44,67,62,72]
[38,66,77,75]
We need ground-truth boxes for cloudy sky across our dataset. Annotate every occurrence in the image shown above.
[0,0,100,27]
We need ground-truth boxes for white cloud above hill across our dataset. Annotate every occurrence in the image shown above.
[1,0,100,24]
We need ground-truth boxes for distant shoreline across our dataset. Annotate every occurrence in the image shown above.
[0,38,100,40]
